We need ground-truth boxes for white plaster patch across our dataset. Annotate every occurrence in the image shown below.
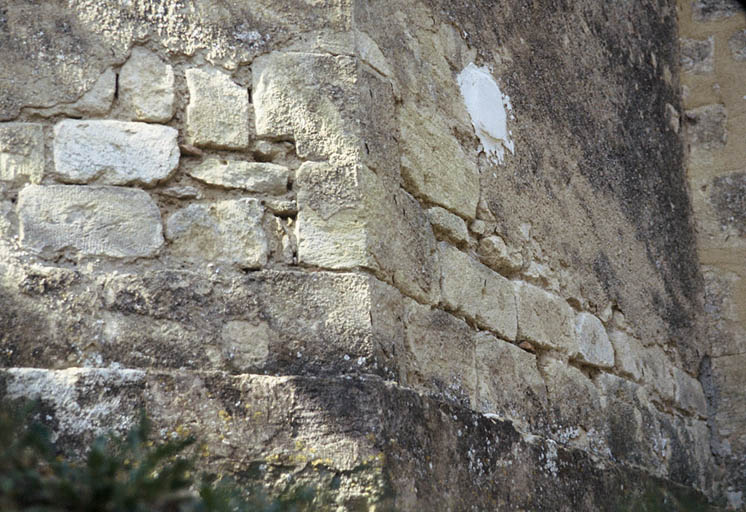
[457,63,515,164]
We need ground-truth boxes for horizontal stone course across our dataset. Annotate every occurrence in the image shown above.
[53,120,179,186]
[188,159,289,195]
[18,184,164,258]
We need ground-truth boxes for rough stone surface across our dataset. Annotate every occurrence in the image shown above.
[515,281,577,354]
[53,120,179,186]
[165,199,267,268]
[478,235,524,276]
[680,37,715,74]
[186,68,249,150]
[573,312,614,369]
[120,47,175,122]
[693,0,744,21]
[673,367,708,417]
[0,123,44,184]
[686,104,728,151]
[609,330,645,381]
[729,29,746,61]
[188,159,289,195]
[426,206,468,246]
[439,243,517,340]
[710,171,746,237]
[640,346,676,403]
[475,332,548,430]
[18,185,163,258]
[27,68,116,118]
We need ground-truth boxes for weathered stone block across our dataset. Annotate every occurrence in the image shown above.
[573,312,614,369]
[693,0,743,21]
[609,330,644,381]
[680,37,714,74]
[0,123,44,183]
[215,320,271,370]
[402,300,476,406]
[729,29,746,61]
[541,357,603,435]
[188,159,289,195]
[18,185,163,258]
[685,104,727,151]
[400,101,479,219]
[640,346,675,403]
[186,67,249,149]
[253,52,358,163]
[475,332,548,429]
[53,120,179,186]
[439,243,517,340]
[478,235,523,275]
[426,206,468,246]
[120,47,175,122]
[710,171,746,237]
[515,281,577,354]
[165,199,267,268]
[673,367,708,417]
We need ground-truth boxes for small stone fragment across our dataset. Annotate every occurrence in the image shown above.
[0,123,44,184]
[729,30,746,61]
[119,47,175,122]
[478,235,523,275]
[159,186,201,199]
[71,68,116,116]
[179,144,204,157]
[186,67,250,149]
[265,199,298,216]
[18,185,164,258]
[440,243,517,340]
[53,120,179,186]
[514,281,577,354]
[165,198,267,268]
[573,312,614,369]
[680,37,714,74]
[426,206,469,245]
[188,159,289,195]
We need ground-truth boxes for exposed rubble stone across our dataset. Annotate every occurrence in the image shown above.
[119,47,175,122]
[573,312,614,369]
[188,159,289,195]
[0,123,44,184]
[426,206,469,245]
[515,281,577,354]
[680,37,715,74]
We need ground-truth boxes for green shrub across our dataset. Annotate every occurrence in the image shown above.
[0,401,313,512]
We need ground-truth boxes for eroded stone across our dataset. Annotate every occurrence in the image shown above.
[729,30,746,61]
[0,123,44,183]
[165,199,267,268]
[426,206,469,245]
[573,312,614,369]
[186,67,249,149]
[673,367,708,417]
[478,235,523,275]
[685,104,727,151]
[18,184,163,258]
[680,37,714,74]
[53,120,179,186]
[189,159,289,195]
[515,281,577,354]
[640,346,675,403]
[439,243,517,340]
[609,330,645,381]
[693,0,743,21]
[120,47,175,122]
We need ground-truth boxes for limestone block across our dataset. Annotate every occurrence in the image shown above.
[400,101,479,219]
[475,332,547,428]
[186,67,249,149]
[439,243,517,340]
[188,159,289,195]
[680,37,714,74]
[120,47,175,122]
[514,281,577,354]
[673,367,708,417]
[403,299,477,406]
[217,320,271,370]
[693,0,743,21]
[640,346,675,403]
[685,104,727,151]
[18,185,163,258]
[0,123,44,183]
[710,171,746,237]
[541,357,603,434]
[729,30,746,61]
[29,69,116,117]
[426,206,468,245]
[609,330,644,381]
[253,52,358,163]
[165,198,267,268]
[573,312,614,369]
[478,235,523,275]
[53,120,179,186]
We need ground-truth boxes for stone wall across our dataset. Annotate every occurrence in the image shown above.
[679,0,746,507]
[0,0,733,509]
